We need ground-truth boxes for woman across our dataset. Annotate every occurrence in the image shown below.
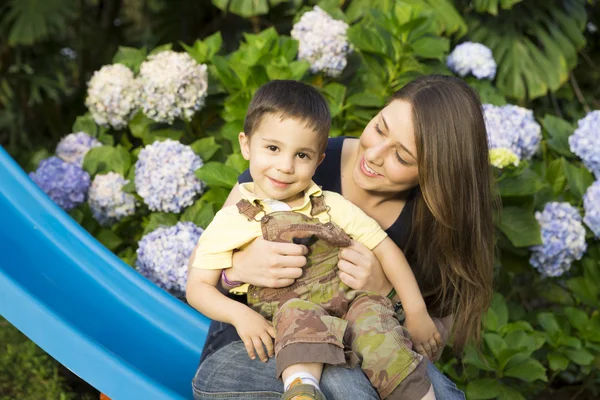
[190,75,496,400]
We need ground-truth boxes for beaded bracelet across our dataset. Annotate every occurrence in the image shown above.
[221,269,242,287]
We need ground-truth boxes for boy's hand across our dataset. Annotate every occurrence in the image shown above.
[404,312,442,360]
[232,308,276,362]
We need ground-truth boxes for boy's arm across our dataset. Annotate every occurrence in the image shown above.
[372,237,427,316]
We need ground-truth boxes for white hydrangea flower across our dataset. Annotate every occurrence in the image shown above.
[85,64,140,129]
[138,51,208,124]
[88,172,136,226]
[569,110,600,178]
[447,42,497,80]
[291,6,352,77]
[583,180,600,238]
[136,221,204,297]
[56,132,102,166]
[135,139,205,213]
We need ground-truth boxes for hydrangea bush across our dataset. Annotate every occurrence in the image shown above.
[88,172,136,226]
[583,180,600,238]
[569,110,600,177]
[138,51,208,123]
[136,221,204,297]
[529,202,587,277]
[484,104,542,166]
[134,139,205,213]
[85,64,140,129]
[447,42,497,80]
[291,6,352,77]
[55,132,102,166]
[29,157,91,211]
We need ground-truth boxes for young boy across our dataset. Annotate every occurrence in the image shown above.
[187,80,439,400]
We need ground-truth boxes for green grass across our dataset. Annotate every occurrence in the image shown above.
[0,317,98,400]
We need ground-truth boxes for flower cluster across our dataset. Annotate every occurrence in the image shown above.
[530,202,587,277]
[134,139,205,213]
[29,157,91,211]
[568,110,600,177]
[489,148,519,169]
[291,6,352,77]
[85,64,140,129]
[583,180,600,238]
[138,51,208,124]
[447,42,497,80]
[483,104,542,166]
[136,221,204,296]
[88,172,136,226]
[55,132,102,166]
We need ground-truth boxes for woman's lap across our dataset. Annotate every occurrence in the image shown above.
[192,340,465,400]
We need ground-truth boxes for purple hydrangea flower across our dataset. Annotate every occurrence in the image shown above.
[291,6,352,77]
[136,221,204,296]
[569,111,600,178]
[29,156,91,211]
[583,180,600,238]
[134,139,205,213]
[56,132,102,166]
[484,104,542,161]
[530,202,587,277]
[88,172,136,226]
[447,42,497,80]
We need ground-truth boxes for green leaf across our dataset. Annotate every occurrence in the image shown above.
[4,0,77,45]
[564,307,589,333]
[537,312,562,337]
[538,282,574,306]
[562,347,594,366]
[148,43,173,56]
[181,32,222,64]
[346,93,386,108]
[129,112,153,140]
[499,206,542,247]
[225,153,249,174]
[484,332,507,359]
[463,344,496,371]
[347,24,392,57]
[548,351,570,371]
[566,277,598,306]
[143,213,178,235]
[545,158,567,196]
[212,0,269,17]
[112,46,148,74]
[200,187,230,210]
[323,83,347,118]
[72,114,103,137]
[482,308,499,332]
[504,358,547,382]
[498,168,544,197]
[466,378,503,399]
[563,161,594,199]
[411,36,449,60]
[180,201,215,229]
[542,115,574,157]
[96,229,123,251]
[195,162,239,189]
[498,385,526,400]
[190,137,222,162]
[82,146,131,177]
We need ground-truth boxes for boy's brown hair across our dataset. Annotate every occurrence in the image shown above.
[244,80,331,152]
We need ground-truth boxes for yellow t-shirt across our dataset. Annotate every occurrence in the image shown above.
[191,181,387,293]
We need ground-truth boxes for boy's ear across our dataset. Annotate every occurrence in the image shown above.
[238,132,251,160]
[316,153,326,167]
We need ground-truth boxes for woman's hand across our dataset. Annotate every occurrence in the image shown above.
[227,237,308,288]
[231,307,276,362]
[337,240,391,295]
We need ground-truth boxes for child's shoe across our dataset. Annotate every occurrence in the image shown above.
[280,377,327,400]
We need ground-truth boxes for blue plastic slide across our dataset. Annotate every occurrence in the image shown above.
[0,146,211,399]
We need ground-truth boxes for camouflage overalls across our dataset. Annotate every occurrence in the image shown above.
[237,195,427,400]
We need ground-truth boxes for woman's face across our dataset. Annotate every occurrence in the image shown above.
[353,99,420,194]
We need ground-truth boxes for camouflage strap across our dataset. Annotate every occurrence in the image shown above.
[236,199,264,221]
[309,195,328,216]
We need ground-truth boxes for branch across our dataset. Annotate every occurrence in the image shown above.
[569,72,591,114]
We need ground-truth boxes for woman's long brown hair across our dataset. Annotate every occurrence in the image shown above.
[393,75,497,354]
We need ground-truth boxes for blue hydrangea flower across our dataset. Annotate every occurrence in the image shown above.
[530,202,587,277]
[484,104,542,163]
[569,110,600,178]
[88,172,136,226]
[583,180,600,238]
[291,6,352,77]
[134,139,205,213]
[447,42,497,80]
[29,156,91,211]
[56,132,102,166]
[136,221,204,296]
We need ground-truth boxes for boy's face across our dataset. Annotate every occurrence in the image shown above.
[239,114,325,204]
